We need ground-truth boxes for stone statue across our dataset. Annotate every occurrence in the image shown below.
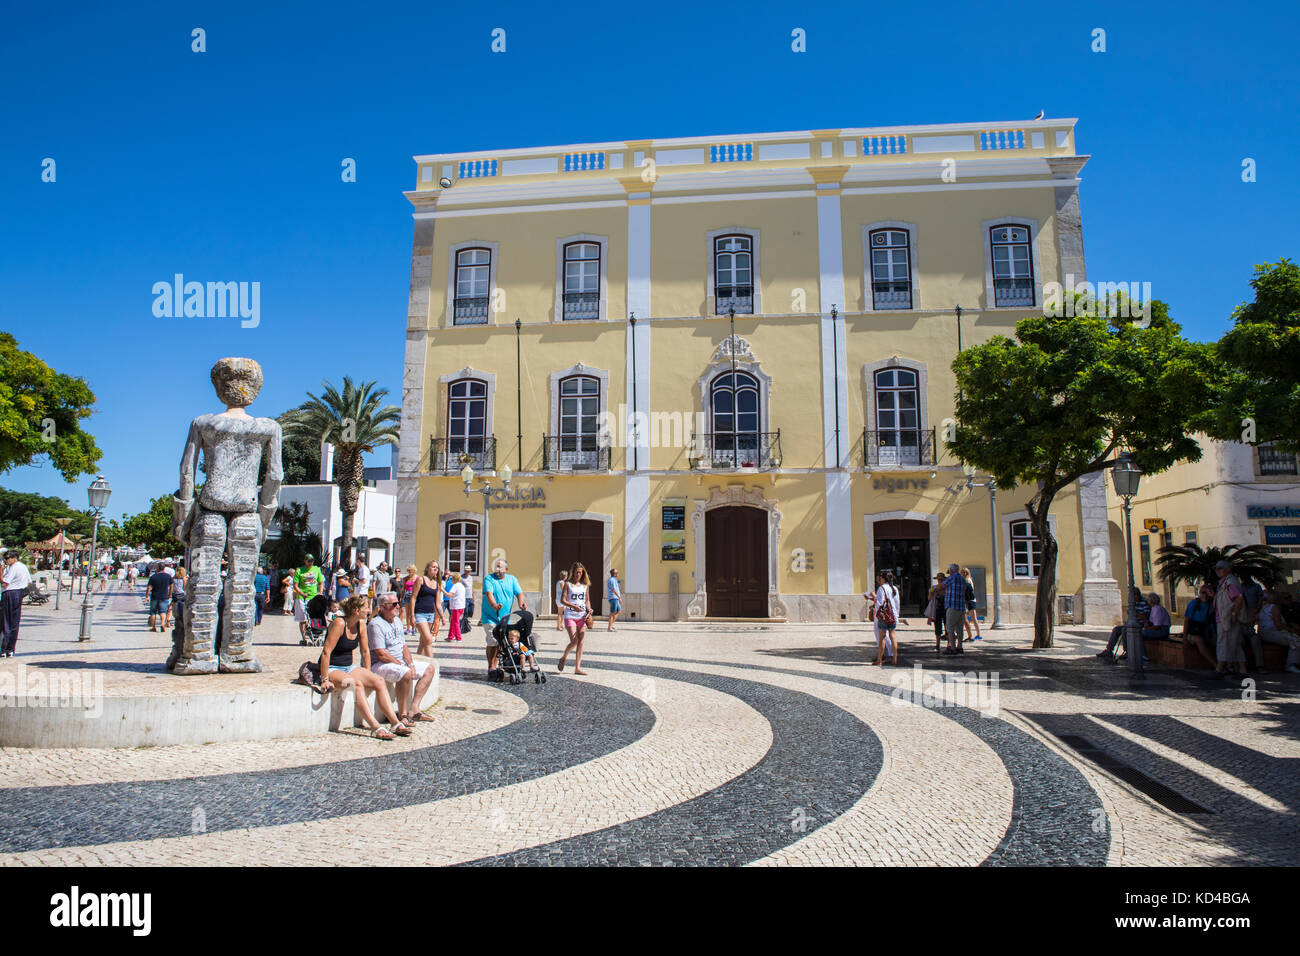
[169,358,282,674]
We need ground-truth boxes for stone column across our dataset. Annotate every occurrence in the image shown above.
[1077,470,1122,626]
[396,215,435,571]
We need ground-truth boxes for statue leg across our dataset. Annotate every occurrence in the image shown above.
[174,510,225,675]
[219,511,263,673]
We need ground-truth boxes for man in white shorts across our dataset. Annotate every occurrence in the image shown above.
[366,593,436,721]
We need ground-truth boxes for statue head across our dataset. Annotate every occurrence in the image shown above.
[210,357,263,408]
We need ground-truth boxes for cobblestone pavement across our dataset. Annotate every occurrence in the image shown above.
[1,584,1297,865]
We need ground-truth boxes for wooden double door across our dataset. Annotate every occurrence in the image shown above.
[552,519,603,616]
[705,506,769,618]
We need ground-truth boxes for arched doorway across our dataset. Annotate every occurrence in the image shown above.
[872,518,930,616]
[551,519,603,615]
[705,506,769,617]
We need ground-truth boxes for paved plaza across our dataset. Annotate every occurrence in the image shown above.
[0,585,1297,867]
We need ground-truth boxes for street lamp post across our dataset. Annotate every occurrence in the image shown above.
[78,476,112,642]
[963,464,1004,629]
[462,463,512,576]
[1111,453,1144,679]
[53,517,72,609]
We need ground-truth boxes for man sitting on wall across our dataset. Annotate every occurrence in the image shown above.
[1097,586,1150,662]
[366,593,436,722]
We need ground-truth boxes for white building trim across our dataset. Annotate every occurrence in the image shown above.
[863,511,941,587]
[553,232,610,323]
[861,221,921,313]
[981,216,1043,311]
[444,239,500,327]
[705,226,762,317]
[1002,512,1060,585]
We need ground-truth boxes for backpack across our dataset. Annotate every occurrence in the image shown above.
[876,585,897,628]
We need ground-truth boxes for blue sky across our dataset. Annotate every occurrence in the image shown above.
[2,0,1297,518]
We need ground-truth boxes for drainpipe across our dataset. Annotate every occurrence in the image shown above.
[831,304,841,468]
[630,313,638,472]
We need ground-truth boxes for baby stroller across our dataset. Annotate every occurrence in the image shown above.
[301,593,330,646]
[492,609,545,685]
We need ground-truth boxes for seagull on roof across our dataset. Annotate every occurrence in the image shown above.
[1033,110,1045,120]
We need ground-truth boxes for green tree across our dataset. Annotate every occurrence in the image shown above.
[1200,259,1300,452]
[258,412,322,486]
[1155,542,1285,591]
[0,333,102,481]
[119,495,180,555]
[0,486,95,547]
[949,302,1214,647]
[281,378,399,563]
[266,501,321,570]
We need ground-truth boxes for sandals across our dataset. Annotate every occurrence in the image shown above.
[404,712,435,722]
[390,723,413,737]
[372,727,396,740]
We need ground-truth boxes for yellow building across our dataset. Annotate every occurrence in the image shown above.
[395,120,1122,625]
[1108,437,1300,615]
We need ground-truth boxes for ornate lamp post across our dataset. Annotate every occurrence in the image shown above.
[53,517,73,609]
[78,476,112,642]
[1110,453,1144,679]
[962,463,1004,629]
[462,462,511,576]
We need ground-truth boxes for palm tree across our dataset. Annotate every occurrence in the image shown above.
[1155,542,1285,591]
[281,378,399,565]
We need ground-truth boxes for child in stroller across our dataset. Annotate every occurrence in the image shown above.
[300,593,331,646]
[491,609,546,685]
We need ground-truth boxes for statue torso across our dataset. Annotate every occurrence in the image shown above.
[193,413,279,513]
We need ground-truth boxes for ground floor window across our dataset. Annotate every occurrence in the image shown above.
[445,520,480,575]
[1009,519,1041,579]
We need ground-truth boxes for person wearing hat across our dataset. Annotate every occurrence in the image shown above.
[1213,560,1247,679]
[292,554,326,642]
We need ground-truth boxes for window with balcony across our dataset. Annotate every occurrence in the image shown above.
[550,375,603,469]
[714,235,754,315]
[872,367,922,466]
[869,229,912,310]
[445,520,480,576]
[441,378,492,470]
[454,248,491,325]
[1258,442,1299,476]
[709,371,760,466]
[989,224,1034,307]
[1010,520,1042,579]
[562,242,600,320]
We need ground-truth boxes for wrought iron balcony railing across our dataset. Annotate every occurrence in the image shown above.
[863,429,936,468]
[453,296,490,325]
[715,286,753,315]
[871,282,912,310]
[430,436,496,473]
[542,435,610,471]
[690,431,781,470]
[562,291,600,320]
[993,277,1034,308]
[1258,444,1299,476]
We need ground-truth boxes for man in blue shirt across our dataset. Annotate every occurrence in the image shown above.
[147,563,173,633]
[482,558,526,673]
[942,562,970,654]
[606,568,622,632]
[253,566,270,626]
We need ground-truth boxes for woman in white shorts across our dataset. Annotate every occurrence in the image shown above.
[557,562,592,675]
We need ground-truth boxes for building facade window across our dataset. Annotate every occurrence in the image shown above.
[1184,530,1198,546]
[562,242,600,320]
[445,520,480,575]
[869,229,912,310]
[989,223,1034,307]
[710,371,760,464]
[1010,519,1042,579]
[1257,442,1299,476]
[873,367,921,465]
[714,235,754,315]
[1139,534,1152,586]
[453,248,491,325]
[447,379,488,455]
[558,375,600,466]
